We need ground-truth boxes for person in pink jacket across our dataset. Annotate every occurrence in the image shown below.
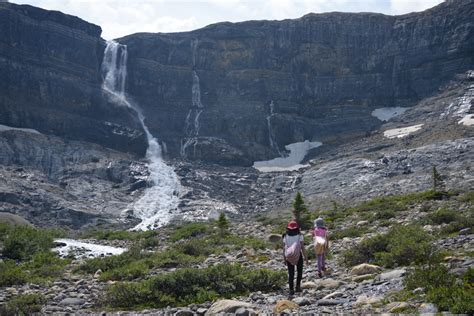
[313,217,329,278]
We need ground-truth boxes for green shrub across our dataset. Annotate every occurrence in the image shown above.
[26,252,70,280]
[0,260,28,287]
[429,208,459,225]
[0,294,46,316]
[76,247,147,275]
[405,266,474,314]
[1,224,60,261]
[100,260,150,281]
[169,222,210,242]
[331,226,367,240]
[342,225,433,268]
[106,264,285,309]
[458,191,474,203]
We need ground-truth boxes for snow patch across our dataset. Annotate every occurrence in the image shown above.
[459,114,474,126]
[383,124,424,139]
[53,238,127,258]
[0,124,40,134]
[371,107,409,121]
[253,140,322,172]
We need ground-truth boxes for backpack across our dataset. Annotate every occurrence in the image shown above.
[284,235,301,265]
[314,236,327,255]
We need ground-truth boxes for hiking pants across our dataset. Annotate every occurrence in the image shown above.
[287,254,303,291]
[317,253,326,273]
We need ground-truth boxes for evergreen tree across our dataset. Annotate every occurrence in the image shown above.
[432,166,444,192]
[292,192,309,229]
[217,212,229,236]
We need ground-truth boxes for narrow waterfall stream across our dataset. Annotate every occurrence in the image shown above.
[102,41,181,230]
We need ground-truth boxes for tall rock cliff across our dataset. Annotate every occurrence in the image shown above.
[0,3,147,155]
[119,0,473,165]
[0,1,473,166]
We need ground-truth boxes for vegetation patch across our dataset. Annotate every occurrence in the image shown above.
[342,225,433,268]
[105,264,285,309]
[0,294,46,316]
[0,223,69,286]
[77,225,268,282]
[404,266,474,314]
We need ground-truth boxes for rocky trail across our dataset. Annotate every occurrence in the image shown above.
[1,193,472,315]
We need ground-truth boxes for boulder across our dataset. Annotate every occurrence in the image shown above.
[293,297,311,306]
[273,300,299,314]
[317,299,346,306]
[377,268,406,281]
[0,212,32,226]
[418,303,438,314]
[59,298,85,306]
[300,281,317,289]
[268,234,283,243]
[350,263,382,276]
[315,278,343,290]
[355,295,383,306]
[352,274,376,283]
[387,302,411,313]
[205,300,256,315]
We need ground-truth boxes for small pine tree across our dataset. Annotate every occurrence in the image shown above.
[217,212,229,236]
[432,166,444,192]
[292,192,311,229]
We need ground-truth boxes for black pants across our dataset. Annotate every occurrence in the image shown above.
[287,254,303,292]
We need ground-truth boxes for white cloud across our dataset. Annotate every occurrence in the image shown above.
[10,0,445,39]
[389,0,443,15]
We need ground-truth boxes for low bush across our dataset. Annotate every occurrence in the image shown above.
[428,208,458,225]
[0,253,70,287]
[0,294,46,316]
[331,226,367,240]
[342,225,433,268]
[405,266,474,314]
[106,264,286,309]
[0,260,28,287]
[169,222,211,242]
[0,223,61,261]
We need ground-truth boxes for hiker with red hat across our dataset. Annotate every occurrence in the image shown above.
[282,220,309,296]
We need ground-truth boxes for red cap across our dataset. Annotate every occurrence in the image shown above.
[287,220,299,230]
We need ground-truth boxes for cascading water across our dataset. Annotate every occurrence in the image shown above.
[267,100,282,155]
[181,40,204,158]
[102,41,180,230]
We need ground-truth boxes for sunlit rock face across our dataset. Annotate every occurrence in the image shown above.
[0,1,473,166]
[119,0,474,165]
[0,3,147,156]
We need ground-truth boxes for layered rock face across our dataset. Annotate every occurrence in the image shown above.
[0,3,147,156]
[119,0,474,164]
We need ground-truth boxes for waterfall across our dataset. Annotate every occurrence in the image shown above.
[181,39,204,158]
[101,41,180,231]
[267,100,282,155]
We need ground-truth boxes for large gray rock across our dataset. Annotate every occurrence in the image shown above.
[205,300,256,315]
[119,0,473,164]
[0,2,147,156]
[350,263,382,276]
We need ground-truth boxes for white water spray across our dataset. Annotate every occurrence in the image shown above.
[181,39,205,157]
[266,100,282,155]
[102,41,180,230]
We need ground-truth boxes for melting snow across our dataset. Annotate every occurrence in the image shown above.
[383,124,424,139]
[371,107,409,121]
[441,83,473,127]
[459,114,474,126]
[0,124,40,134]
[53,238,127,258]
[253,140,322,172]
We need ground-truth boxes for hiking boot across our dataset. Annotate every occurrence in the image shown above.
[318,271,322,278]
[289,289,295,296]
[295,287,302,293]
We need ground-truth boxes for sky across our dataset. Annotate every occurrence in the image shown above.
[9,0,444,40]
